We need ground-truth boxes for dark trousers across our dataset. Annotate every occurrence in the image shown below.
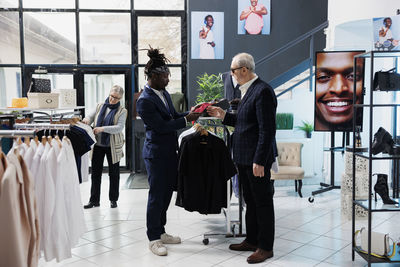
[144,156,177,241]
[238,164,275,251]
[89,145,120,203]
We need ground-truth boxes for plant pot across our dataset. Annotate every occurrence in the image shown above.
[306,132,312,138]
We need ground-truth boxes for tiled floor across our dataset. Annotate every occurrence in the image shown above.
[38,174,400,267]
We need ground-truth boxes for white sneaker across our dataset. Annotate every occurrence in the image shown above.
[161,233,181,244]
[149,239,167,256]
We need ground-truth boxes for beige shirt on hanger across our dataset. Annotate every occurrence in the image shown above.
[0,152,31,267]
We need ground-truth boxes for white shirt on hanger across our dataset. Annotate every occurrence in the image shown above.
[44,146,71,262]
[59,138,86,247]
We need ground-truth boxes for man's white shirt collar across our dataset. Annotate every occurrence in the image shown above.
[240,75,258,99]
[147,84,168,107]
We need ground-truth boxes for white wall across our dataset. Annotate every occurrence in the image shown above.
[327,0,400,49]
[276,81,325,181]
[325,0,400,184]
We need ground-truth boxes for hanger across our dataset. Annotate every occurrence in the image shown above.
[194,123,208,145]
[194,123,208,136]
[24,136,30,147]
[41,136,47,145]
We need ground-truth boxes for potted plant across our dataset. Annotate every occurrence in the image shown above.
[296,120,314,138]
[195,73,224,104]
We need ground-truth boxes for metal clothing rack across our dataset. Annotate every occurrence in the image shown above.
[197,117,246,245]
[0,130,36,138]
[0,107,84,123]
[14,123,71,130]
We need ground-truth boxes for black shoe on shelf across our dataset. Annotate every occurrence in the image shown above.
[374,174,398,205]
[110,201,118,208]
[84,202,100,209]
[371,127,394,155]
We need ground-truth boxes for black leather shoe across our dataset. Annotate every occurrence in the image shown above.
[84,202,100,209]
[110,201,118,208]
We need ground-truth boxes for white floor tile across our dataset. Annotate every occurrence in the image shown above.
[40,178,390,267]
[86,250,133,266]
[95,234,137,249]
[309,236,351,251]
[272,253,320,267]
[290,244,336,261]
[279,230,320,244]
[71,243,112,258]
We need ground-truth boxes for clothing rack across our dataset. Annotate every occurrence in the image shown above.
[196,117,246,245]
[0,130,36,138]
[14,123,71,130]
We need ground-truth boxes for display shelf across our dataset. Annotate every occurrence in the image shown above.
[0,106,85,112]
[355,50,400,58]
[323,146,345,152]
[354,152,400,160]
[354,199,400,212]
[351,49,400,265]
[354,245,400,263]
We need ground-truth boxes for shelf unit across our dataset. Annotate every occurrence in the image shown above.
[351,51,400,266]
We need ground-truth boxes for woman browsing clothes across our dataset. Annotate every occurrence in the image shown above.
[82,85,127,209]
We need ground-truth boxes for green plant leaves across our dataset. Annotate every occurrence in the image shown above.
[196,73,224,104]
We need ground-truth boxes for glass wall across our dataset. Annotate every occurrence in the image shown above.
[79,0,130,10]
[23,0,74,8]
[134,0,184,10]
[24,12,76,64]
[0,12,20,64]
[138,16,181,64]
[0,1,187,171]
[80,13,131,64]
[0,67,21,107]
[0,0,17,8]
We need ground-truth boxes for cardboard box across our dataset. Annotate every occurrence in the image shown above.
[57,89,77,107]
[28,92,59,109]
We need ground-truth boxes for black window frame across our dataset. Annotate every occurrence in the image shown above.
[0,0,188,172]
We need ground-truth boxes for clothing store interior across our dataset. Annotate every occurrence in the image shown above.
[2,0,400,266]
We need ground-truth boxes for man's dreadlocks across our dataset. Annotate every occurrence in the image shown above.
[142,45,170,79]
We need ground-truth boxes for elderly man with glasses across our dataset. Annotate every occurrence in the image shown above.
[208,52,277,264]
[82,85,127,209]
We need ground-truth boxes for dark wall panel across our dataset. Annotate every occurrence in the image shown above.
[187,0,328,106]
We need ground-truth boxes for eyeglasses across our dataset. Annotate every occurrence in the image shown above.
[230,66,246,73]
[109,94,121,101]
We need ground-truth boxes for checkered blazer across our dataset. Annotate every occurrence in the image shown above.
[223,78,277,168]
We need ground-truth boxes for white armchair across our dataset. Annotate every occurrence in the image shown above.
[271,142,305,197]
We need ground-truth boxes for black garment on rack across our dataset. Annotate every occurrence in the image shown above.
[176,132,237,214]
[36,126,94,183]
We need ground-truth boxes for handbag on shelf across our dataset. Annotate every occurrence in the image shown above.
[354,227,396,259]
[373,68,400,91]
[29,78,51,93]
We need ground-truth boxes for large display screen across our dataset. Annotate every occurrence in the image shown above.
[314,51,365,132]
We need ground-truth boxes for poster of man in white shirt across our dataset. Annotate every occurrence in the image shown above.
[373,16,400,51]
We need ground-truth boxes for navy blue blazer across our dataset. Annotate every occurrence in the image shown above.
[136,86,188,159]
[223,78,277,168]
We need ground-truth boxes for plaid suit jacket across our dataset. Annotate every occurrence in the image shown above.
[223,78,277,168]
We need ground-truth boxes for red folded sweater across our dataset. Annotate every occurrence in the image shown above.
[193,102,212,113]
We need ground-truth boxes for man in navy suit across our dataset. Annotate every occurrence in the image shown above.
[136,47,201,256]
[208,52,277,264]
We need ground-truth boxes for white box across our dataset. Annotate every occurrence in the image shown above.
[28,92,59,109]
[57,89,77,107]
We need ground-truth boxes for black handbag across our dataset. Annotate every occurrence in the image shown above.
[29,78,51,93]
[373,68,400,91]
